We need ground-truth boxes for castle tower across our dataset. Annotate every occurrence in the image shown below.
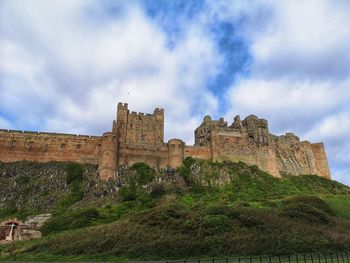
[167,139,184,168]
[115,102,128,143]
[194,115,213,147]
[99,132,118,181]
[153,108,164,144]
[114,102,164,147]
[242,115,269,146]
[311,143,331,179]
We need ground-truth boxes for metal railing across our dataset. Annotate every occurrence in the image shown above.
[164,252,350,263]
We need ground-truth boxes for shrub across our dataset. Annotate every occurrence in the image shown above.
[150,184,166,198]
[183,156,195,168]
[201,215,232,235]
[283,195,335,215]
[131,163,155,185]
[238,214,264,228]
[281,203,330,224]
[178,165,191,184]
[204,205,240,219]
[66,162,84,185]
[119,186,137,201]
[41,207,101,235]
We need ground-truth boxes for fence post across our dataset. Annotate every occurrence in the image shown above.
[198,259,201,263]
[239,257,241,263]
[279,255,281,263]
[336,252,340,263]
[269,255,272,263]
[288,255,291,263]
[340,252,344,263]
[260,256,262,263]
[325,254,328,263]
[226,258,229,263]
[213,259,215,263]
[311,253,314,263]
[304,254,307,263]
[296,254,299,263]
[317,254,321,263]
[250,256,253,263]
[331,253,334,263]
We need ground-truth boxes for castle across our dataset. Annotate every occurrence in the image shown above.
[0,102,331,180]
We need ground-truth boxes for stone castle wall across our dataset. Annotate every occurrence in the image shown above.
[0,129,102,164]
[0,102,331,180]
[193,115,330,179]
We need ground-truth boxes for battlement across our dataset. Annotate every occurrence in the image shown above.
[115,102,164,147]
[0,129,101,139]
[0,102,331,181]
[195,114,269,146]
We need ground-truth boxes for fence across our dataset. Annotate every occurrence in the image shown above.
[164,252,350,263]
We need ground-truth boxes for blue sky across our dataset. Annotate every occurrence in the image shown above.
[0,0,349,185]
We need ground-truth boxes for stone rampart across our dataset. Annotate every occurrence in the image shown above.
[0,103,331,180]
[0,129,102,164]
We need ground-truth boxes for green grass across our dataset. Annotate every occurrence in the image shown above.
[324,195,350,220]
[1,159,349,260]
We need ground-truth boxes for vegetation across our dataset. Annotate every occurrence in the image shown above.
[0,159,350,261]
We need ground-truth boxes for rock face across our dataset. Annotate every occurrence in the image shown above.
[0,102,331,180]
[0,162,119,212]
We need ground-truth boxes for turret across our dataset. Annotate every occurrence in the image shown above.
[115,102,128,143]
[153,107,164,143]
[242,115,269,146]
[99,132,118,181]
[167,139,184,168]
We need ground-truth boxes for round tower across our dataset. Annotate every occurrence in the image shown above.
[99,132,118,181]
[167,139,184,168]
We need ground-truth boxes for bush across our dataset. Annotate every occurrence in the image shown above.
[283,195,335,215]
[183,156,195,168]
[238,214,264,228]
[119,186,137,201]
[150,184,166,198]
[131,163,155,185]
[66,163,84,185]
[281,203,330,224]
[201,215,232,235]
[41,207,101,235]
[204,205,240,219]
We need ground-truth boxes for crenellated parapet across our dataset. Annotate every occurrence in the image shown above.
[0,102,331,180]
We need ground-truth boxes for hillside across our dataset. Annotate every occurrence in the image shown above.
[0,158,350,261]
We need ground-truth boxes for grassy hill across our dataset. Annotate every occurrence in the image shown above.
[0,159,350,261]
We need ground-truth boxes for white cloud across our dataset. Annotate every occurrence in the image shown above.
[223,0,350,185]
[0,0,222,143]
[227,78,350,134]
[1,0,349,185]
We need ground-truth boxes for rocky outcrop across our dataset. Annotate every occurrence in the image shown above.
[0,161,119,212]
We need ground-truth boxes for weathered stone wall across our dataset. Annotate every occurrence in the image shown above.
[193,115,331,178]
[0,102,331,180]
[0,129,102,165]
[117,143,168,169]
[184,146,212,160]
[115,102,164,146]
[311,143,331,179]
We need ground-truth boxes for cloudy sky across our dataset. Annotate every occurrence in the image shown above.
[0,0,349,185]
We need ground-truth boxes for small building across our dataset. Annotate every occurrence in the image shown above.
[0,214,51,243]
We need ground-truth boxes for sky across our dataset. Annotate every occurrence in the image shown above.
[0,0,349,185]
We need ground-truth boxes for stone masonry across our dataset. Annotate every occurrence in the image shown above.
[0,102,331,180]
